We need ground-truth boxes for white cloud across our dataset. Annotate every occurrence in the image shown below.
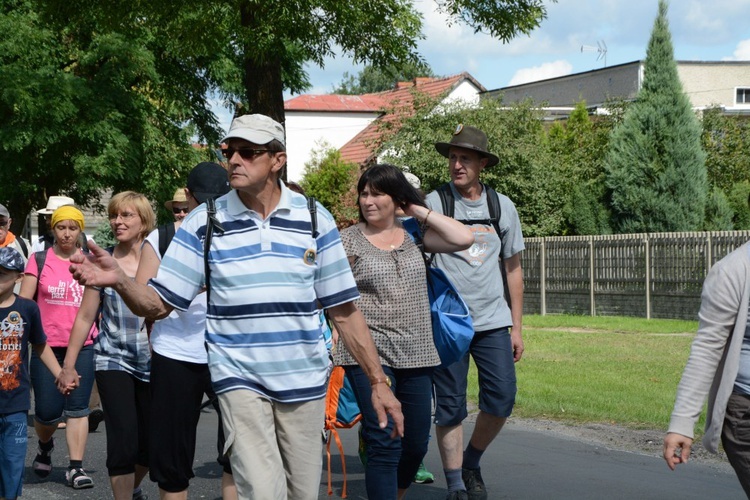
[730,39,750,60]
[507,60,573,86]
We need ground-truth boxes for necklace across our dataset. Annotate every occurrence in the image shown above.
[366,226,400,250]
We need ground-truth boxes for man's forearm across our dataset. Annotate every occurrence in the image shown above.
[329,302,387,382]
[114,275,172,320]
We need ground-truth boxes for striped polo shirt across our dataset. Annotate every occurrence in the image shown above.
[149,185,359,403]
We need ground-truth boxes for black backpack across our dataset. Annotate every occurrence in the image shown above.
[435,182,511,308]
[157,222,176,258]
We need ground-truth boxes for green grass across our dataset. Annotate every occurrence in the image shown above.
[467,314,704,432]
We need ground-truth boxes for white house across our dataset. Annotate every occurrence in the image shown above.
[284,73,485,181]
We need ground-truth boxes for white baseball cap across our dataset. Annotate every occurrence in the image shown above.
[221,114,285,147]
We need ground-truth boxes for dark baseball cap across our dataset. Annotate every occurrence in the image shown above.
[0,247,24,273]
[187,162,230,204]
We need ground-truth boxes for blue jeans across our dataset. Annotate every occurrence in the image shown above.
[31,345,95,424]
[346,365,434,499]
[0,411,27,499]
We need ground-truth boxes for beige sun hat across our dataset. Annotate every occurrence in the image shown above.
[164,188,188,210]
[37,196,76,215]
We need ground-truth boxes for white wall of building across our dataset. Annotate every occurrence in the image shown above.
[285,111,378,182]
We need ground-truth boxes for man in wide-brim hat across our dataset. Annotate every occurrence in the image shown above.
[427,123,526,500]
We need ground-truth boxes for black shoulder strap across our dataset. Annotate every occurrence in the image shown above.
[16,237,28,258]
[34,250,46,276]
[204,198,224,306]
[307,196,319,238]
[158,223,176,258]
[80,232,90,253]
[484,184,502,231]
[437,183,454,219]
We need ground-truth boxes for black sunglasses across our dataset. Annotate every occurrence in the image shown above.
[172,207,188,214]
[221,148,271,161]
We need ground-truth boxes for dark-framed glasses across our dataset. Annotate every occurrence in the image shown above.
[172,206,188,215]
[0,220,8,228]
[221,148,270,161]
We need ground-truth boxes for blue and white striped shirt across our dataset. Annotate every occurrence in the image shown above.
[149,185,359,403]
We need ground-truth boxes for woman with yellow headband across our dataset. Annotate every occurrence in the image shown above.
[19,205,98,489]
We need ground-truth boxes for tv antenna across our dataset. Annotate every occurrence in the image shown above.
[581,40,607,67]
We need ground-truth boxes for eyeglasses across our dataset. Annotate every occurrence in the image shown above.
[221,148,271,161]
[172,207,188,215]
[109,212,138,222]
[0,220,8,228]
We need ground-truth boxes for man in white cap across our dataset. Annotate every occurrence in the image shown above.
[31,196,77,253]
[68,113,403,500]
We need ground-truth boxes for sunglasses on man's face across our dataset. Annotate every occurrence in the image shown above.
[0,220,8,228]
[221,148,271,161]
[172,206,188,215]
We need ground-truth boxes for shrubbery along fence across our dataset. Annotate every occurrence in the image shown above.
[523,231,750,320]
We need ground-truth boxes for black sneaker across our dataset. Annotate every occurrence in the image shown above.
[132,489,148,500]
[88,409,104,433]
[32,438,54,478]
[462,468,488,500]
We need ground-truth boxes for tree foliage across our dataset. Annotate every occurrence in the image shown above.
[604,0,707,233]
[299,145,359,228]
[701,108,750,193]
[36,0,553,123]
[380,95,565,237]
[333,61,436,95]
[0,0,206,234]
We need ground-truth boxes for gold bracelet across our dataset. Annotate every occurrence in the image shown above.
[423,209,433,226]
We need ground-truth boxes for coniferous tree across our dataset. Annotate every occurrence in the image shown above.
[604,0,707,233]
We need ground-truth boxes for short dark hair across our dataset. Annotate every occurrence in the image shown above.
[356,164,426,222]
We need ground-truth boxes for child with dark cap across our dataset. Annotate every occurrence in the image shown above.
[0,247,68,500]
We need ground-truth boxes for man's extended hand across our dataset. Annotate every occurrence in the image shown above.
[663,432,693,470]
[370,382,404,439]
[69,241,123,288]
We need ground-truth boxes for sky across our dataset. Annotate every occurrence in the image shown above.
[214,0,750,130]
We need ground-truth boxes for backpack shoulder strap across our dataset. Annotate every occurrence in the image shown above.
[16,237,28,258]
[34,250,46,275]
[483,183,502,232]
[307,196,319,238]
[436,183,454,218]
[80,232,90,253]
[158,223,176,258]
[204,198,224,305]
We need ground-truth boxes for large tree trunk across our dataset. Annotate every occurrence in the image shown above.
[239,6,286,127]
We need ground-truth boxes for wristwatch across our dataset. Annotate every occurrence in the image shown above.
[370,376,392,388]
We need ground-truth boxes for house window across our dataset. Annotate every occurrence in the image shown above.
[737,88,750,105]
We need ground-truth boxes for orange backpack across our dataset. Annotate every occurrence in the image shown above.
[324,366,361,498]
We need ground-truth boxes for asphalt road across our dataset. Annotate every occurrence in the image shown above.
[21,406,745,499]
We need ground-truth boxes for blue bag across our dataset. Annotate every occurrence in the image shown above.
[403,217,474,367]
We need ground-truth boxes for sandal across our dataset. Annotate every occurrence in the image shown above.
[66,467,94,489]
[32,439,54,478]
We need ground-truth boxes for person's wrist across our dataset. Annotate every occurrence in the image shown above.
[370,376,391,388]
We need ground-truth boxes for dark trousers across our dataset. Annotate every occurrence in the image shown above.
[346,365,434,499]
[722,392,750,497]
[96,370,150,476]
[148,351,229,492]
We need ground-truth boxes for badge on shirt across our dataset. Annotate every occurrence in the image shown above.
[303,248,316,265]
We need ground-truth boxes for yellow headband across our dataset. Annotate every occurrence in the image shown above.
[51,206,85,232]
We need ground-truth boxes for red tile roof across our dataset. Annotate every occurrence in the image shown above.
[285,73,484,166]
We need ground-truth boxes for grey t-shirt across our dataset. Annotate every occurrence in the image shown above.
[734,280,750,395]
[426,184,524,331]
